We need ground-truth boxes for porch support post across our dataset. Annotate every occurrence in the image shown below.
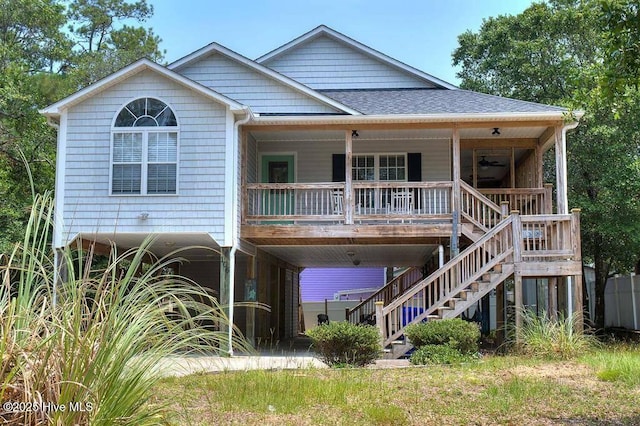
[571,208,583,331]
[548,277,558,321]
[245,254,257,347]
[345,130,354,224]
[496,281,505,345]
[514,272,523,345]
[554,125,568,214]
[220,247,235,355]
[375,301,385,349]
[536,145,544,188]
[451,127,461,257]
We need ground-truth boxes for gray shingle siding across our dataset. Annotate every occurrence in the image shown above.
[319,88,567,115]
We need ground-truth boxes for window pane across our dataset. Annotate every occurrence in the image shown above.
[113,133,142,162]
[112,164,141,194]
[134,116,157,127]
[388,169,397,180]
[366,156,374,167]
[380,169,388,180]
[148,164,177,194]
[147,98,166,118]
[115,109,136,127]
[156,107,177,126]
[398,156,405,166]
[380,156,387,167]
[398,169,405,180]
[148,132,177,162]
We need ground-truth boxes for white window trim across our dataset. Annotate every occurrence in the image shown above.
[352,152,407,181]
[109,126,180,196]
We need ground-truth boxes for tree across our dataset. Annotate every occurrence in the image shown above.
[66,0,164,87]
[452,0,640,329]
[599,0,640,96]
[0,0,165,252]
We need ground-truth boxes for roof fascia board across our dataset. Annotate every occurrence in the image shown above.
[168,42,361,115]
[256,25,459,90]
[40,59,246,116]
[249,111,583,126]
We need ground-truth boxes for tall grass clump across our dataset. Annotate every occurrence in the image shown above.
[0,192,251,425]
[510,310,599,360]
[582,344,640,386]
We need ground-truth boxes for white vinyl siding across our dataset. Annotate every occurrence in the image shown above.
[256,138,451,183]
[178,53,340,114]
[262,36,436,90]
[62,69,229,243]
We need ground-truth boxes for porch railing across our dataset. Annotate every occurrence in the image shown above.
[245,181,452,223]
[479,185,553,215]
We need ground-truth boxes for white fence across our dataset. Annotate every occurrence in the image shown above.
[605,274,640,330]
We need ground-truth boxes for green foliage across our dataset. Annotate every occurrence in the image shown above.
[0,192,251,425]
[306,321,381,367]
[409,344,472,365]
[510,310,600,359]
[452,0,640,328]
[599,0,640,97]
[405,318,480,354]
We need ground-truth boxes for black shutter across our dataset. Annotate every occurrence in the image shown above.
[407,153,422,182]
[332,154,346,182]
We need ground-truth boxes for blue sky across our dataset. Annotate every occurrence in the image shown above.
[148,0,534,85]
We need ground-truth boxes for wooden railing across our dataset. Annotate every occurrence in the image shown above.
[346,266,424,325]
[245,181,452,223]
[517,212,581,262]
[460,181,503,231]
[376,209,582,348]
[352,181,452,220]
[480,184,553,215]
[379,216,515,347]
[245,183,346,222]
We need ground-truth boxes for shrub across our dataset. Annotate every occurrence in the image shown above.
[0,193,252,425]
[409,344,471,365]
[405,318,480,354]
[510,310,600,359]
[306,321,381,367]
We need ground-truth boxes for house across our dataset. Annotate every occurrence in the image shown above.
[41,25,583,356]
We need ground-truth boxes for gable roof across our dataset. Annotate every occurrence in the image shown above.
[40,59,247,117]
[257,25,458,91]
[319,88,568,115]
[168,42,361,115]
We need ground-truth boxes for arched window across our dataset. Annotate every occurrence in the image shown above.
[111,98,178,195]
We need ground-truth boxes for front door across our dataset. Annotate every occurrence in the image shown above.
[261,155,295,218]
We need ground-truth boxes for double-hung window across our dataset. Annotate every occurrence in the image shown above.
[111,98,178,195]
[352,153,406,181]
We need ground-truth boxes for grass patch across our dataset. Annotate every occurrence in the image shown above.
[582,343,640,386]
[152,347,640,425]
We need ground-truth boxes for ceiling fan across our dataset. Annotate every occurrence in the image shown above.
[478,156,506,168]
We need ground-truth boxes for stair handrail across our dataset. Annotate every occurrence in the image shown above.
[346,266,423,324]
[460,180,503,232]
[380,215,515,346]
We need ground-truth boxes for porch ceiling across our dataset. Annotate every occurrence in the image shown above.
[74,232,221,260]
[258,244,439,268]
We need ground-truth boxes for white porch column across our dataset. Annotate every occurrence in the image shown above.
[451,127,461,257]
[345,130,354,224]
[554,125,569,214]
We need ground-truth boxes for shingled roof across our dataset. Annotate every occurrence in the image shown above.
[319,88,567,115]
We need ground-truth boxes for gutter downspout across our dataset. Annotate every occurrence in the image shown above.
[226,107,253,356]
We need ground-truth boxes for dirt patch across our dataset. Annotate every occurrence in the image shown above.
[507,361,603,389]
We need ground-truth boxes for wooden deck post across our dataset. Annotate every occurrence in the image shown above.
[246,254,257,347]
[496,281,505,345]
[571,208,583,331]
[514,273,523,344]
[219,247,234,355]
[375,301,385,348]
[345,130,354,224]
[548,277,558,321]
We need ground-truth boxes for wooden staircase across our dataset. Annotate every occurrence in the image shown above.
[376,183,515,358]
